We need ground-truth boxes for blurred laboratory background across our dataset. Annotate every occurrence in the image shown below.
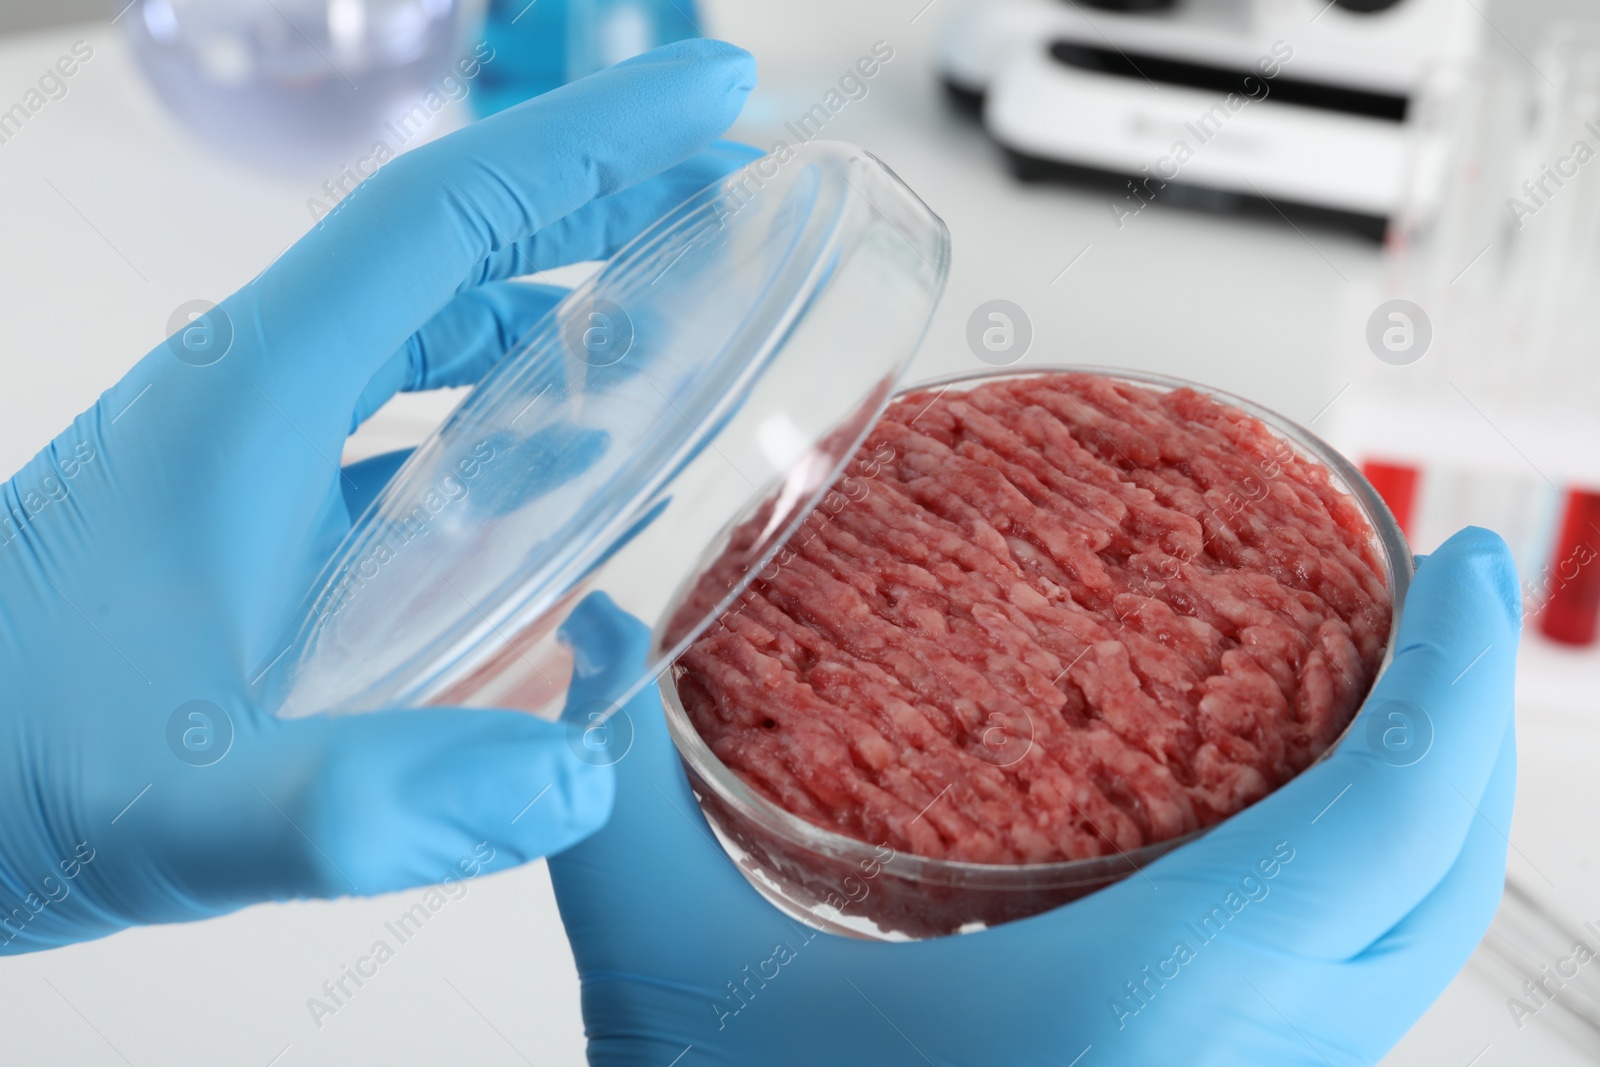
[0,0,1598,1063]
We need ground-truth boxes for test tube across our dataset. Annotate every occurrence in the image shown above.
[1496,22,1600,411]
[1360,460,1421,539]
[1538,489,1600,646]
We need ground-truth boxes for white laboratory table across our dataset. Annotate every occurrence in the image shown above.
[0,4,1596,1064]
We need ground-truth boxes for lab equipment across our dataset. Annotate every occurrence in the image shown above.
[123,0,466,168]
[1539,490,1600,647]
[1325,23,1600,647]
[937,0,1482,239]
[1476,877,1600,1056]
[474,0,701,116]
[264,140,948,724]
[548,527,1519,1064]
[0,40,755,952]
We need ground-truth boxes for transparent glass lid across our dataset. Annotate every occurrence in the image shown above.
[266,141,951,719]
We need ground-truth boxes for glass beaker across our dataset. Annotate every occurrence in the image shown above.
[124,0,467,169]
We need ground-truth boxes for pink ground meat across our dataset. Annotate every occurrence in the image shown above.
[674,373,1392,865]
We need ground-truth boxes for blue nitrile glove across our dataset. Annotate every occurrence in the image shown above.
[0,39,758,954]
[550,527,1519,1066]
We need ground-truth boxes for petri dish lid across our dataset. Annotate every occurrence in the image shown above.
[266,140,951,720]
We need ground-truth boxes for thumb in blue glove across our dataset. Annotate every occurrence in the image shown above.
[0,39,760,953]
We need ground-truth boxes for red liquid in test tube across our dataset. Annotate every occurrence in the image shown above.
[1539,489,1600,647]
[1360,460,1420,539]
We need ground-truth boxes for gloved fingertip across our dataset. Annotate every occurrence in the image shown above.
[292,708,617,897]
[438,723,621,871]
[1424,526,1522,632]
[497,720,618,862]
[409,714,617,862]
[559,592,652,682]
[656,37,756,90]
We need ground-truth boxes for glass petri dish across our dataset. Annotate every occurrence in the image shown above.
[262,140,951,721]
[657,365,1413,941]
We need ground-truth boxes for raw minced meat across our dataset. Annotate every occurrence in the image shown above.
[674,372,1391,865]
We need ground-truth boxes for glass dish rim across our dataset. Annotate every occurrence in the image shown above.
[660,363,1414,891]
[268,140,949,719]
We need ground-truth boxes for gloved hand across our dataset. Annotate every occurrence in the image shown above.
[0,40,757,954]
[550,527,1519,1065]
